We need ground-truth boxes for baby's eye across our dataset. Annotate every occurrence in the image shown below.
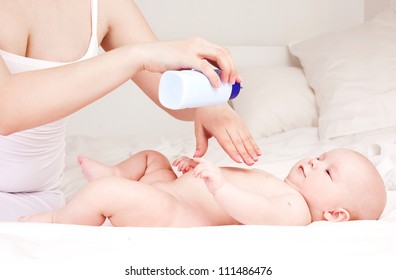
[326,170,332,180]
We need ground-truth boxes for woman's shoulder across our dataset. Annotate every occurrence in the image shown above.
[100,0,143,22]
[99,0,155,48]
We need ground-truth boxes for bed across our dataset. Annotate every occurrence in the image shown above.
[1,0,396,279]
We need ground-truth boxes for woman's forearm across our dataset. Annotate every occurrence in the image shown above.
[0,45,143,135]
[131,70,196,121]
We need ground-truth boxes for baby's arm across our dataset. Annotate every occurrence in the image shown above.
[173,156,225,194]
[193,158,271,224]
[191,158,225,194]
[173,156,199,174]
[193,158,310,226]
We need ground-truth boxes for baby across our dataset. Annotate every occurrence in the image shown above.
[20,148,387,227]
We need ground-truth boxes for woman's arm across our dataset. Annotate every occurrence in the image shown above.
[100,0,237,118]
[102,0,261,165]
[0,46,143,135]
[0,1,238,135]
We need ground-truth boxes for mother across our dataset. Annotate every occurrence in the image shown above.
[0,0,260,221]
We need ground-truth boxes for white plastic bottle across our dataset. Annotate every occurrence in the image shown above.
[158,69,241,109]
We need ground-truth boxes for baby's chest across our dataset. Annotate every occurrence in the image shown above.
[224,168,292,195]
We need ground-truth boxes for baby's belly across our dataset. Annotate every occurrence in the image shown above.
[153,172,239,226]
[153,173,212,207]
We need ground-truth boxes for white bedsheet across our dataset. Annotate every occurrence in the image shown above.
[1,221,395,279]
[1,127,396,280]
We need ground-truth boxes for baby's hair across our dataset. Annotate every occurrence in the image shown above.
[346,150,387,220]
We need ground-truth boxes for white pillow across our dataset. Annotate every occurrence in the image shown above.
[232,66,317,138]
[289,8,396,140]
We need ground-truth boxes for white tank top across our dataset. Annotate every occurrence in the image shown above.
[0,0,99,193]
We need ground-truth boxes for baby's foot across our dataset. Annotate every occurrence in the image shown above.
[19,212,54,223]
[78,156,115,181]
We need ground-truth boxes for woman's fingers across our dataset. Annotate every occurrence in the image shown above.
[194,105,261,166]
[139,37,241,88]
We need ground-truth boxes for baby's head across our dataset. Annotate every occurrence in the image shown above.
[285,148,387,222]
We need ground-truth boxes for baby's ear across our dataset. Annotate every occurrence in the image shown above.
[323,208,351,222]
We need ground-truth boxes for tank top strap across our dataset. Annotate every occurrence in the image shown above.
[90,0,98,38]
[88,0,99,52]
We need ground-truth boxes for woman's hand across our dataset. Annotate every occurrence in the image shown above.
[135,37,241,87]
[133,38,261,165]
[193,104,261,166]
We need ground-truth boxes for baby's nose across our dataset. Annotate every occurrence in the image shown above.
[309,158,319,168]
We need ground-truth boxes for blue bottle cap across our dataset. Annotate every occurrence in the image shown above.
[213,68,241,100]
[230,82,241,99]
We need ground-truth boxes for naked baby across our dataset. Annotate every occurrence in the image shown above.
[20,148,387,227]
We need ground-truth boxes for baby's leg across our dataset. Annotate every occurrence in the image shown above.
[19,178,110,225]
[79,150,177,184]
[21,176,196,227]
[78,156,115,181]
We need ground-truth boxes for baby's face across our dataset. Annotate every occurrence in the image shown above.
[284,149,373,213]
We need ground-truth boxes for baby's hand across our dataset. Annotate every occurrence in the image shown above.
[172,156,198,174]
[192,158,224,194]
